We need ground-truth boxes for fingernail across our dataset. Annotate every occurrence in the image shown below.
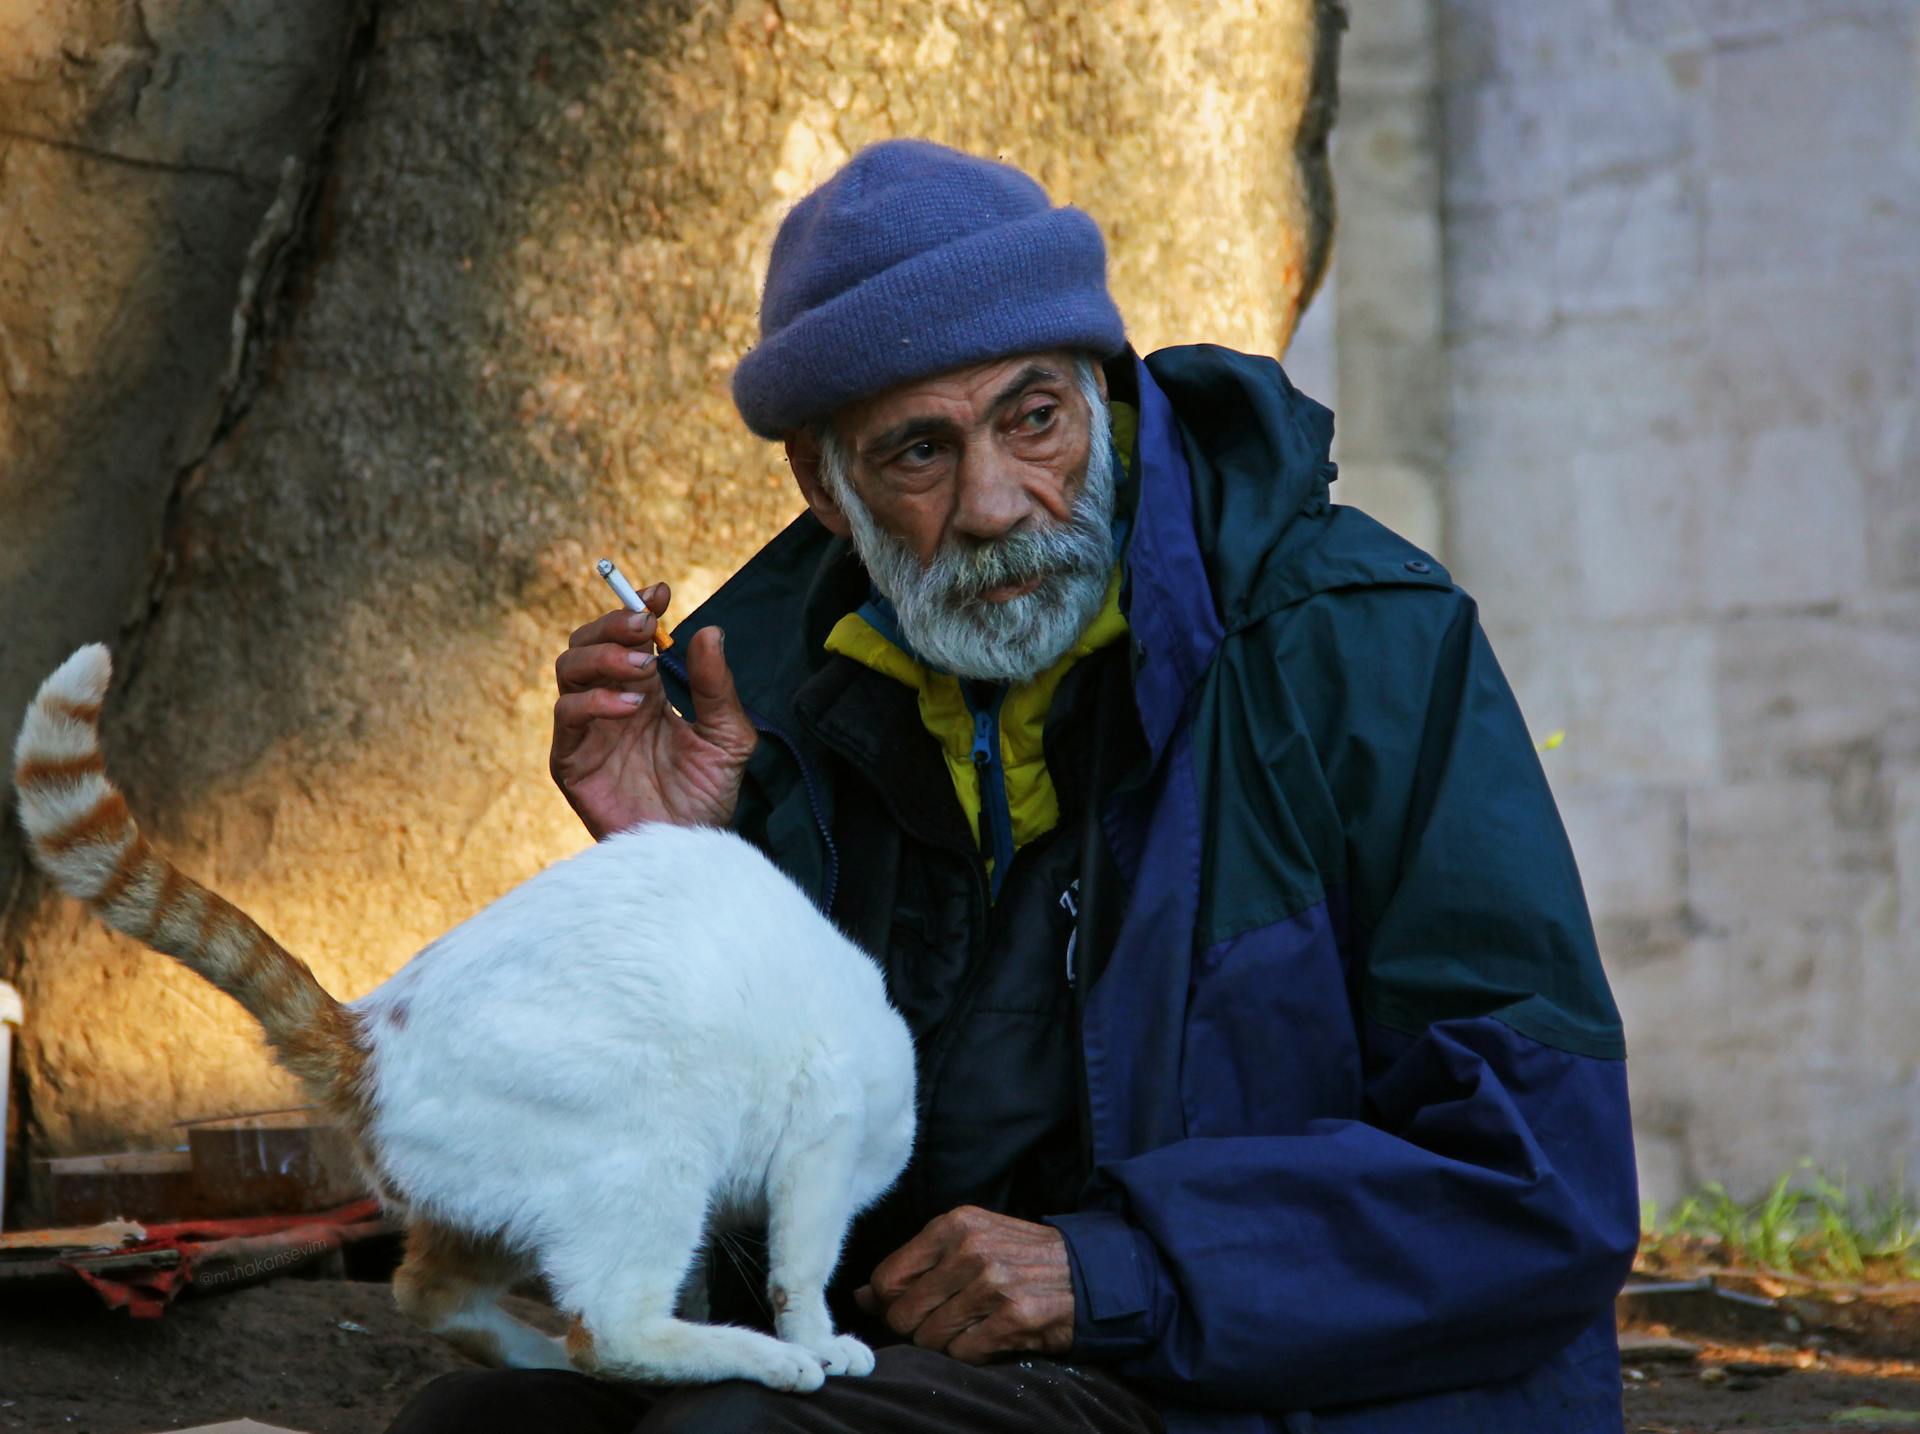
[627,649,653,668]
[628,612,651,633]
[715,628,726,649]
[619,692,643,706]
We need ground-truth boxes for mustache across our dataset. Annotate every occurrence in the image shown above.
[928,518,1106,605]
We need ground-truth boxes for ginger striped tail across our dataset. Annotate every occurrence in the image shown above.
[11,645,365,1106]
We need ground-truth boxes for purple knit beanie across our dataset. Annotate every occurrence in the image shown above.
[731,140,1127,440]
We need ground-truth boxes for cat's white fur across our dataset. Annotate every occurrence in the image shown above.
[14,644,917,1392]
[358,823,917,1386]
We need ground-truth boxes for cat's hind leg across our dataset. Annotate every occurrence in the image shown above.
[547,1178,826,1393]
[392,1220,571,1370]
[766,1105,875,1376]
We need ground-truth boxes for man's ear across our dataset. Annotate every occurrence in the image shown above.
[785,428,852,538]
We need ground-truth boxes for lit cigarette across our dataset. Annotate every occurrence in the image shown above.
[596,558,673,649]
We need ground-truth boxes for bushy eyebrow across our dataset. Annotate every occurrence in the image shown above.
[864,415,959,460]
[862,364,1067,461]
[988,363,1063,413]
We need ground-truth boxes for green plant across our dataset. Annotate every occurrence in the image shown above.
[1640,1161,1920,1284]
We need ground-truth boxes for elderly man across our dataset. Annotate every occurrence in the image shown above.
[388,141,1638,1434]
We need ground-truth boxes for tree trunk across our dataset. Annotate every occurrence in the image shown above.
[0,0,1341,1220]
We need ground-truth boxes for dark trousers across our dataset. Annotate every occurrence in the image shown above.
[383,1345,1165,1434]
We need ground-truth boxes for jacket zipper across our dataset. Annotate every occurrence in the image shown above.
[965,684,1015,902]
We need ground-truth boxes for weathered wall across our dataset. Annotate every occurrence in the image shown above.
[0,0,370,1211]
[0,1,367,879]
[1435,0,1919,1203]
[1324,0,1445,555]
[1,0,1339,1217]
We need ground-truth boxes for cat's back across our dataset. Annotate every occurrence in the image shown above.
[358,822,889,1057]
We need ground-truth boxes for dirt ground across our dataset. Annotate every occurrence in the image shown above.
[0,1277,471,1434]
[1617,1335,1920,1432]
[3,1273,1918,1433]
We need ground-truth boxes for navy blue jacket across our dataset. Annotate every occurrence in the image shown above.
[664,346,1640,1433]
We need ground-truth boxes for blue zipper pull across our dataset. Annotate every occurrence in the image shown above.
[972,710,994,769]
[966,687,1015,902]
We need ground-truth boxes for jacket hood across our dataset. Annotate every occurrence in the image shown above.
[1143,344,1336,629]
[1140,344,1449,634]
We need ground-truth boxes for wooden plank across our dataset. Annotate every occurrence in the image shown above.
[0,1247,180,1282]
[0,1218,146,1256]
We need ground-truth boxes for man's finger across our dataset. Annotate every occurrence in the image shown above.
[866,1223,953,1306]
[684,627,756,756]
[569,607,660,651]
[908,1281,998,1354]
[879,1250,979,1339]
[556,638,660,693]
[553,689,646,731]
[945,1311,1017,1366]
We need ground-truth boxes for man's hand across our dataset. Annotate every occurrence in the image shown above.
[549,583,758,838]
[853,1206,1075,1364]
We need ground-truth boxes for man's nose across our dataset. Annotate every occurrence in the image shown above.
[950,446,1036,542]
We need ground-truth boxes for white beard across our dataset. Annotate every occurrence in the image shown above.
[821,366,1117,685]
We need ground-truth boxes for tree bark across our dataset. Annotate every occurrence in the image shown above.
[0,0,1341,1221]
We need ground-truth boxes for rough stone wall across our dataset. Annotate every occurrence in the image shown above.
[1437,0,1920,1204]
[0,0,371,1209]
[0,0,1339,1217]
[1325,0,1446,555]
[0,1,368,880]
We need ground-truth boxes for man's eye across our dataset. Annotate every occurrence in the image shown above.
[1022,405,1057,430]
[902,441,939,465]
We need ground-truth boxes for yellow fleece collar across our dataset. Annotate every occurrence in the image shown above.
[825,568,1128,858]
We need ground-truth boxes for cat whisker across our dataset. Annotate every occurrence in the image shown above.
[713,1228,775,1320]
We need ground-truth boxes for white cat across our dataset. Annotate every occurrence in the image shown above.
[12,644,916,1392]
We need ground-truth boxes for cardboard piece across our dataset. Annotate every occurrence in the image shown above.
[0,1217,147,1253]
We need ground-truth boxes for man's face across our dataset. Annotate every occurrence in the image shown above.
[786,351,1116,684]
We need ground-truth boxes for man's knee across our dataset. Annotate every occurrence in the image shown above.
[639,1380,808,1434]
[384,1367,648,1434]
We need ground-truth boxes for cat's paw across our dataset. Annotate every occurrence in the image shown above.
[743,1342,826,1393]
[807,1333,876,1378]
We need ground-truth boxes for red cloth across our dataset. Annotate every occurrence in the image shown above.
[136,1196,382,1244]
[60,1197,386,1318]
[66,1257,188,1318]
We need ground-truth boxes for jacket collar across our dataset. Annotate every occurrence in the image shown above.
[1121,352,1224,761]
